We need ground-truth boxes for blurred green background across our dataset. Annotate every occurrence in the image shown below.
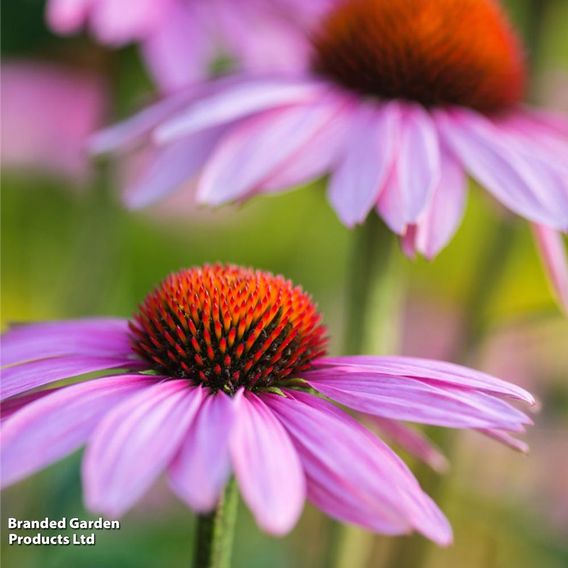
[1,0,568,567]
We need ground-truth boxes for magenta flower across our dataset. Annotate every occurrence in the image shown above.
[91,0,568,309]
[46,0,330,92]
[1,265,534,543]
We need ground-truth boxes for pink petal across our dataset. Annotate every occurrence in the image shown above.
[306,371,531,431]
[1,318,132,366]
[261,102,352,192]
[436,108,568,230]
[312,356,535,405]
[397,104,441,221]
[230,391,305,535]
[1,355,143,402]
[124,128,223,209]
[377,104,440,231]
[532,223,568,313]
[155,77,325,143]
[370,417,449,473]
[328,102,397,227]
[89,89,197,154]
[89,0,172,45]
[197,97,344,205]
[84,381,204,517]
[477,429,529,453]
[266,391,452,545]
[46,0,91,35]
[169,389,236,512]
[414,151,468,258]
[1,389,62,421]
[141,1,215,92]
[0,374,154,488]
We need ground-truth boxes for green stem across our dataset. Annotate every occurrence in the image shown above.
[343,215,404,356]
[382,216,518,568]
[193,479,239,568]
[322,216,403,568]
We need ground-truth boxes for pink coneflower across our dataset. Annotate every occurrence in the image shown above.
[1,264,534,543]
[91,0,568,309]
[46,0,331,92]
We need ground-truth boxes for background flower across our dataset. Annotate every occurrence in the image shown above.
[92,0,568,310]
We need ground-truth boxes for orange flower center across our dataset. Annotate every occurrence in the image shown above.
[130,265,327,393]
[312,0,525,114]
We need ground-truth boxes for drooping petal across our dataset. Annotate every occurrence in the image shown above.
[124,128,223,209]
[83,381,203,517]
[197,96,345,205]
[436,108,568,230]
[89,89,198,154]
[328,102,397,227]
[307,371,531,431]
[370,417,449,473]
[311,356,535,405]
[1,355,144,402]
[0,375,154,488]
[89,0,171,45]
[531,223,568,313]
[1,318,132,366]
[477,428,529,453]
[141,0,215,92]
[169,389,237,512]
[230,391,305,535]
[46,0,91,35]
[266,391,452,545]
[155,77,326,143]
[261,103,352,192]
[414,151,468,258]
[377,104,440,232]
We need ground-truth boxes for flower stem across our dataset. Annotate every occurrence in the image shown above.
[322,216,403,568]
[193,479,239,568]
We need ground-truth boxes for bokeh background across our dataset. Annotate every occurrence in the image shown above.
[1,0,567,567]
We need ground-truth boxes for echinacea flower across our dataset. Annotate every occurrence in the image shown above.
[91,0,568,309]
[46,0,331,92]
[1,264,535,543]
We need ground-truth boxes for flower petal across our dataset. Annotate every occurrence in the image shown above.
[230,391,305,535]
[1,318,132,366]
[311,356,535,405]
[370,417,449,473]
[169,389,237,512]
[83,381,203,517]
[414,150,468,258]
[197,96,345,205]
[0,375,154,488]
[155,77,325,142]
[89,89,197,154]
[328,102,397,227]
[266,391,452,545]
[436,108,568,230]
[531,223,568,313]
[377,104,440,231]
[46,0,90,35]
[125,128,223,209]
[307,371,530,430]
[1,355,142,402]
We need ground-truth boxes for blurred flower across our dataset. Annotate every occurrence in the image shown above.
[92,0,568,309]
[1,264,535,543]
[1,60,106,185]
[46,0,331,92]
